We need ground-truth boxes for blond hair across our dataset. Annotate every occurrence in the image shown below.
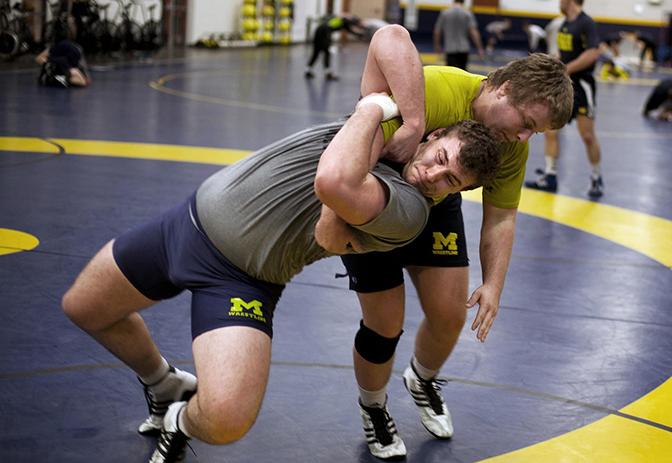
[485,54,573,130]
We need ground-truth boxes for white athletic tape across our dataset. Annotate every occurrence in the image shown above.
[358,94,401,122]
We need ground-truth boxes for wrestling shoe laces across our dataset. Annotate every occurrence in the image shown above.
[149,402,194,463]
[359,400,406,461]
[403,363,454,439]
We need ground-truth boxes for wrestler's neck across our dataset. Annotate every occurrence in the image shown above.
[471,81,491,123]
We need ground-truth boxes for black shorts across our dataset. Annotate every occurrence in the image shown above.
[445,52,468,70]
[112,193,285,339]
[341,194,468,293]
[570,74,596,120]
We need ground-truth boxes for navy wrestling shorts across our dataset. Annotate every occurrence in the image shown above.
[569,73,596,120]
[112,193,285,339]
[341,193,468,293]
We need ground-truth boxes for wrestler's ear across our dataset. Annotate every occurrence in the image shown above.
[496,80,510,99]
[426,128,447,140]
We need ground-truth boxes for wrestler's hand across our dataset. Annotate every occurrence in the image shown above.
[315,205,363,254]
[380,121,424,164]
[356,92,400,121]
[466,283,501,343]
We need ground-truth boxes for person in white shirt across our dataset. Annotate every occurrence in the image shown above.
[522,21,547,53]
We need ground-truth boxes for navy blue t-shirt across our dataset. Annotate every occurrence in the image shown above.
[557,12,600,77]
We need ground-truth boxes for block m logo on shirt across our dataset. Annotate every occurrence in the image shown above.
[558,32,573,52]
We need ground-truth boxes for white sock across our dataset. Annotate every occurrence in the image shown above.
[545,156,558,175]
[359,386,387,408]
[139,357,170,386]
[412,356,438,381]
[176,403,194,438]
[590,163,601,178]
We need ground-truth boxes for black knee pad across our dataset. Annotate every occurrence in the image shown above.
[354,320,403,364]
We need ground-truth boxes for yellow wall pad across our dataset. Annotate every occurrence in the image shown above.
[399,3,667,26]
[0,228,39,256]
[0,137,251,166]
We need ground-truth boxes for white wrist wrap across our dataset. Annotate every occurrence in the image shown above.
[358,94,401,122]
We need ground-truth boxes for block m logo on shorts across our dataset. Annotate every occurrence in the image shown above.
[229,298,266,323]
[432,232,458,255]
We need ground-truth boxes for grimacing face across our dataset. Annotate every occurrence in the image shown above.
[483,82,552,143]
[401,133,475,199]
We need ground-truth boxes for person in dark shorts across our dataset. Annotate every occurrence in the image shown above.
[526,0,604,197]
[61,63,502,463]
[35,39,90,87]
[315,26,573,461]
[304,13,364,80]
[433,0,485,70]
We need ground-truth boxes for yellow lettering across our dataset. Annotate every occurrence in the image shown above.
[230,298,264,317]
[558,32,573,52]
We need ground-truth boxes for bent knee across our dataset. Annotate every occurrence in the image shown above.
[61,287,102,332]
[62,287,84,324]
[199,402,258,445]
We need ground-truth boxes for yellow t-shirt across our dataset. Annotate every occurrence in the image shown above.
[381,66,528,209]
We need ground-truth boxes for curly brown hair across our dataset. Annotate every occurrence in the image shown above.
[436,119,502,189]
[485,53,573,130]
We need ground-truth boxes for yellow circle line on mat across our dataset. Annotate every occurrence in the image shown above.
[149,70,343,119]
[0,228,39,255]
[461,187,672,462]
[2,136,672,460]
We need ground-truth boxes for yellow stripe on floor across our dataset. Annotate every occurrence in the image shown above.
[481,412,672,462]
[461,188,672,461]
[0,228,39,256]
[462,188,672,268]
[1,137,251,165]
[0,137,60,153]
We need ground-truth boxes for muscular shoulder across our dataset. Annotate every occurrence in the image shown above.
[352,163,431,250]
